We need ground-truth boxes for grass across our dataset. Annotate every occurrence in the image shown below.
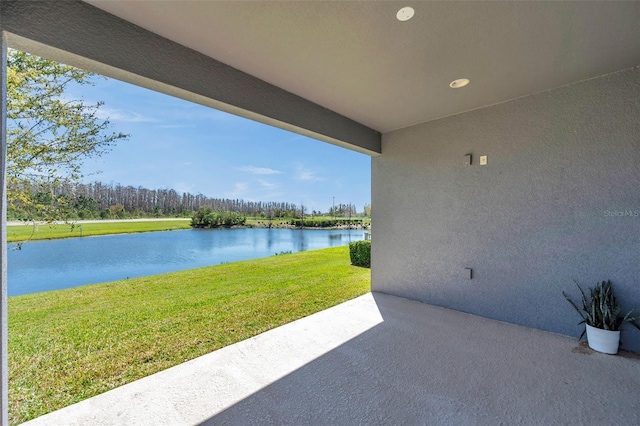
[8,246,370,424]
[7,219,192,243]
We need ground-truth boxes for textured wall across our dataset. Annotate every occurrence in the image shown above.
[372,67,640,351]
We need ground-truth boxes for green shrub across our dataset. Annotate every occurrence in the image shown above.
[349,240,371,268]
[191,207,246,228]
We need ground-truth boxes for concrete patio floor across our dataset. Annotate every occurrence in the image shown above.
[24,292,639,425]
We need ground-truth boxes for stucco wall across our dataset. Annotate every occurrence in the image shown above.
[372,67,640,352]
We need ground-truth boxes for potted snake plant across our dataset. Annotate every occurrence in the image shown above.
[563,280,640,354]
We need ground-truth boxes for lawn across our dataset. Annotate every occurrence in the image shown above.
[8,246,370,424]
[7,219,192,243]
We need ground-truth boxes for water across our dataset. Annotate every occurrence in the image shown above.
[8,228,364,297]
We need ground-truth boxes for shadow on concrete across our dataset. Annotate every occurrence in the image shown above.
[199,293,640,425]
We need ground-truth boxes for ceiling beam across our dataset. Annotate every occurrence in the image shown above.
[0,0,381,155]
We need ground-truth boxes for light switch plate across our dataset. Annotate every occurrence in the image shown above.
[480,155,487,165]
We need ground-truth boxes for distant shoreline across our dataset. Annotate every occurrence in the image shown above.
[7,217,369,229]
[7,218,191,226]
[7,218,369,243]
[245,223,369,230]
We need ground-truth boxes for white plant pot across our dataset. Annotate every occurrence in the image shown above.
[586,324,620,354]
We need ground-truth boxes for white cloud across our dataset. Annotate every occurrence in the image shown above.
[258,179,278,190]
[295,165,326,182]
[238,166,283,175]
[96,107,158,123]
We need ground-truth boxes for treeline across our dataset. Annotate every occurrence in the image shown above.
[8,180,366,221]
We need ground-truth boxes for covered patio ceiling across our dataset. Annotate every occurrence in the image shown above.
[2,1,639,155]
[84,1,640,133]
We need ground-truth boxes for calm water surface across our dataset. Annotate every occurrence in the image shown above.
[8,228,365,296]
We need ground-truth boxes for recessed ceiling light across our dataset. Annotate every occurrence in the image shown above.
[450,78,470,89]
[397,7,415,22]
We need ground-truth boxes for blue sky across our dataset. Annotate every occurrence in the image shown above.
[67,76,371,214]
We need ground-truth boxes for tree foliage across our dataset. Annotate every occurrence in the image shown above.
[191,207,246,228]
[328,203,358,218]
[7,180,311,220]
[6,49,128,222]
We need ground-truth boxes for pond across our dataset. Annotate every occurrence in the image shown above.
[8,228,365,297]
